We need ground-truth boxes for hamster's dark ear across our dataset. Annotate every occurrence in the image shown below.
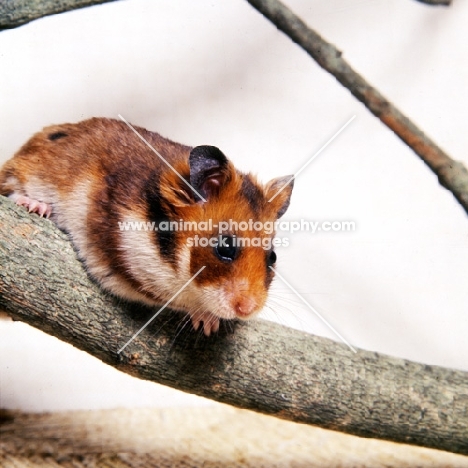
[265,175,294,219]
[189,145,232,202]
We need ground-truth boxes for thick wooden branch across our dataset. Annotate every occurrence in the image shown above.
[246,0,468,215]
[0,0,119,30]
[1,195,467,455]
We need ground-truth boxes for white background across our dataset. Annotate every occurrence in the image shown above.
[1,0,467,412]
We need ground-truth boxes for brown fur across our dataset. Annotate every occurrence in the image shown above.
[0,118,293,333]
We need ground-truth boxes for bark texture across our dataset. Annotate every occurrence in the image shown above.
[246,0,468,215]
[0,0,118,29]
[1,195,467,455]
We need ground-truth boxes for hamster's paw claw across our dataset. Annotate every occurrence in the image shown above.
[36,201,52,218]
[211,318,220,334]
[202,317,220,337]
[15,195,52,218]
[192,318,201,331]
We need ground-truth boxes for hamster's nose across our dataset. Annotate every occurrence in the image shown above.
[234,297,257,319]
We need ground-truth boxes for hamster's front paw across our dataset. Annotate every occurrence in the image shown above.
[191,311,220,337]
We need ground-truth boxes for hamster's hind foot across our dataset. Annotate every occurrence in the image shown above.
[14,195,52,218]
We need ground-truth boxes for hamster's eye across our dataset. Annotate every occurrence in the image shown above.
[215,235,237,262]
[267,250,277,267]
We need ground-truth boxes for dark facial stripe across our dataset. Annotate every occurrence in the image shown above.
[144,176,177,264]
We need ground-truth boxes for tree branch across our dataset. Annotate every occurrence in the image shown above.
[1,195,467,455]
[246,0,468,215]
[0,0,119,30]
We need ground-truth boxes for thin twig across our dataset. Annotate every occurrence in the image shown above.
[246,0,468,215]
